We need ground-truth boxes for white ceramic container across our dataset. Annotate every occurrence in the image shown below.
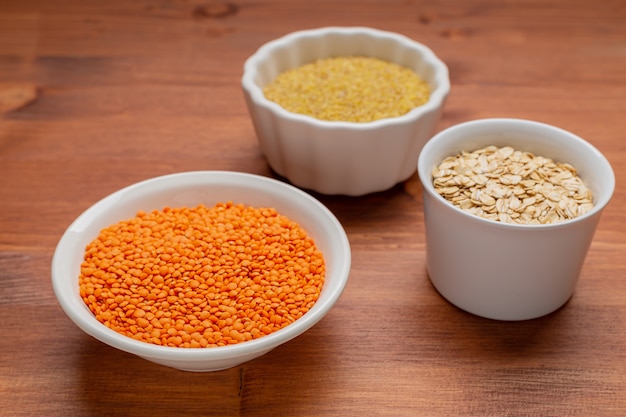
[52,171,351,371]
[417,118,615,321]
[242,26,450,196]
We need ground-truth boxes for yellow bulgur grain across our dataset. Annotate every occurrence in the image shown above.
[263,56,430,123]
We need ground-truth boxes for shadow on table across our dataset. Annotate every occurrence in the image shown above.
[76,322,336,417]
[408,275,587,364]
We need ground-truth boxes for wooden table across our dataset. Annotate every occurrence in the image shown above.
[1,0,625,415]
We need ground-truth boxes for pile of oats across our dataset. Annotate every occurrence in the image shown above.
[432,145,594,224]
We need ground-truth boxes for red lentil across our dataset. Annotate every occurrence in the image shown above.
[79,202,325,348]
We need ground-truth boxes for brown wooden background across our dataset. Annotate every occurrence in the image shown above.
[1,0,625,416]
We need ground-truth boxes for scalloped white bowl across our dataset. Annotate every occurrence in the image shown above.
[242,26,450,196]
[52,171,351,371]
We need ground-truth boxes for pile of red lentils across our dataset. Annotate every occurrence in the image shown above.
[79,202,325,348]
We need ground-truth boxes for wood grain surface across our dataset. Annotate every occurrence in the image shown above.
[1,0,625,416]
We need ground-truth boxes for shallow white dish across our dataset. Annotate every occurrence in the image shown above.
[242,26,450,196]
[52,171,351,371]
[418,118,615,320]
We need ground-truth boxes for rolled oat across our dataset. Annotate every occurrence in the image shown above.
[432,145,594,224]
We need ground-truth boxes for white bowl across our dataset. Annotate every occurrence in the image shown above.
[242,26,450,196]
[417,118,615,321]
[51,171,351,371]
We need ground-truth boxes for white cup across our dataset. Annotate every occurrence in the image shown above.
[417,118,615,320]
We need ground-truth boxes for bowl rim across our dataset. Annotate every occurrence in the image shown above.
[241,26,450,129]
[51,170,351,361]
[417,118,616,230]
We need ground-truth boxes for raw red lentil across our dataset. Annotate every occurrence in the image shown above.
[263,56,430,122]
[79,202,325,348]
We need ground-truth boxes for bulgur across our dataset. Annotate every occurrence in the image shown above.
[263,56,430,122]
